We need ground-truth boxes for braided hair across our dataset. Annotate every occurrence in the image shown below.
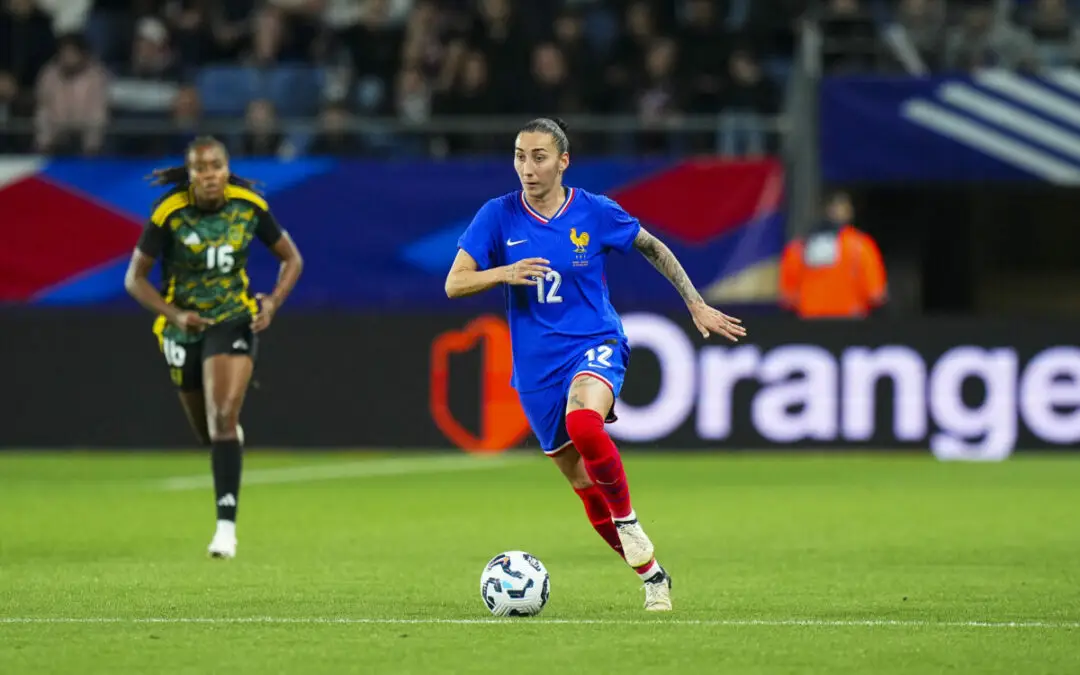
[147,136,259,191]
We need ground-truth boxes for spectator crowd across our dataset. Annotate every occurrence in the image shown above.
[0,0,794,157]
[1,0,1076,158]
[820,0,1080,74]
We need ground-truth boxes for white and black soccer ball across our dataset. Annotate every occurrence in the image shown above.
[479,551,550,617]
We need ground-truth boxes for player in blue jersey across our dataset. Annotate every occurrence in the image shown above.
[445,118,746,611]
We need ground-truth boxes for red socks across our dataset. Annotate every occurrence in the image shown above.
[566,410,657,577]
[573,485,624,558]
[565,409,634,520]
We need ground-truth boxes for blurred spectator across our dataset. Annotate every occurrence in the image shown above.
[209,0,258,65]
[0,0,57,121]
[84,0,133,66]
[128,16,180,81]
[341,0,403,86]
[324,0,363,34]
[1023,0,1079,67]
[945,1,1037,72]
[395,64,431,125]
[163,0,263,66]
[252,2,322,65]
[393,63,431,155]
[819,0,881,73]
[240,97,289,157]
[402,0,462,91]
[35,33,110,156]
[164,0,213,66]
[630,39,678,119]
[35,0,91,35]
[168,84,204,150]
[632,38,683,155]
[719,49,780,157]
[110,17,182,134]
[746,0,809,59]
[604,0,658,110]
[308,101,363,155]
[523,43,586,116]
[434,49,498,154]
[883,0,948,74]
[326,0,412,30]
[724,49,780,113]
[436,49,495,115]
[678,0,726,111]
[552,7,600,104]
[779,191,888,319]
[469,0,530,108]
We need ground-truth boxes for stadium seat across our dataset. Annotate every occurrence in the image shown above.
[265,66,326,117]
[196,67,262,117]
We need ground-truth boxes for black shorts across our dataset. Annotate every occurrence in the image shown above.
[159,317,259,392]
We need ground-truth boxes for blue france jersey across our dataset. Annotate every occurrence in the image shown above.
[457,188,641,392]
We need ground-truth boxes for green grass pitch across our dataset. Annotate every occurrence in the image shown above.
[1,451,1078,674]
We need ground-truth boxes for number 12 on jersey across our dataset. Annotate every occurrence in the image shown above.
[535,270,563,304]
[586,346,613,368]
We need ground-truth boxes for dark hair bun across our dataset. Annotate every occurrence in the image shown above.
[551,117,569,133]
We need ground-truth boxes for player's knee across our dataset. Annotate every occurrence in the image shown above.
[207,399,242,439]
[568,475,593,491]
[565,408,606,447]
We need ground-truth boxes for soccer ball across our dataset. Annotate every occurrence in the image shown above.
[479,551,550,617]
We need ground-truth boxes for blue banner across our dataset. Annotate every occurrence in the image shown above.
[0,158,784,311]
[821,68,1080,184]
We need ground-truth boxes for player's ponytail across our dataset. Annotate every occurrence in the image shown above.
[146,136,260,192]
[519,117,570,155]
[148,165,188,187]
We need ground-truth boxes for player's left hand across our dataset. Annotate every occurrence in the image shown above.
[689,301,746,342]
[252,293,277,333]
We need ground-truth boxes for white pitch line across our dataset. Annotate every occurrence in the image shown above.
[1,617,1078,629]
[160,455,531,491]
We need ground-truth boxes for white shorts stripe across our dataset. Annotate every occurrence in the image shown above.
[545,440,575,456]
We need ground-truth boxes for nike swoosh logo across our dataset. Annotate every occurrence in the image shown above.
[507,239,527,246]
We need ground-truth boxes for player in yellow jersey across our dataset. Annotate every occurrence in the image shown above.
[124,137,303,559]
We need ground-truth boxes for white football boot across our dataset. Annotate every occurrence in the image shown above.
[614,517,655,568]
[643,567,673,612]
[207,520,237,559]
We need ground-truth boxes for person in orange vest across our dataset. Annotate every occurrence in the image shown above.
[779,190,887,318]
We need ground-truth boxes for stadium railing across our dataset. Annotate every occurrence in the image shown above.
[0,113,790,159]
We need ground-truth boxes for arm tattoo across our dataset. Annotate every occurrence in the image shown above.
[633,228,703,306]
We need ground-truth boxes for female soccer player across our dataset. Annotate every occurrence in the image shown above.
[444,118,746,611]
[124,137,303,559]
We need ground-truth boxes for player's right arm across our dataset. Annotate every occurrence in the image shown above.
[444,199,549,299]
[444,249,550,298]
[124,222,211,333]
